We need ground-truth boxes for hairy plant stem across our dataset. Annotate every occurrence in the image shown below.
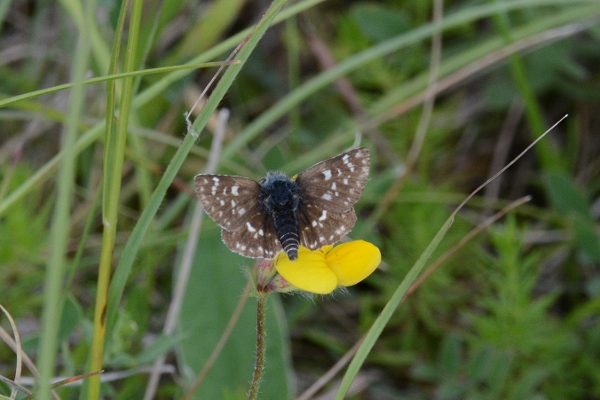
[248,293,267,400]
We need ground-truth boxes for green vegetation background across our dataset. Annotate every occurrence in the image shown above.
[1,0,600,399]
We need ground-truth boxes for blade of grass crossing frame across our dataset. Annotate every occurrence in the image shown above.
[221,0,598,160]
[84,0,139,398]
[335,218,454,399]
[130,0,326,110]
[491,0,562,170]
[334,114,568,398]
[1,0,586,218]
[37,0,96,398]
[104,0,289,370]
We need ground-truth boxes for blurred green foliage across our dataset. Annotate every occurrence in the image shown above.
[1,0,600,398]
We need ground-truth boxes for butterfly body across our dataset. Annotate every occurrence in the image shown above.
[260,172,302,260]
[195,147,370,261]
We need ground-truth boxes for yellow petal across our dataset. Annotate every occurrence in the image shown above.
[325,240,381,286]
[317,244,334,255]
[275,246,338,294]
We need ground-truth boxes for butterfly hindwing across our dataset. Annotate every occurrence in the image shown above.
[194,174,262,232]
[297,202,357,250]
[221,209,282,258]
[295,147,370,212]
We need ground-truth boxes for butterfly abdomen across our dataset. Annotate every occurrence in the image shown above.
[273,211,300,260]
[261,172,301,261]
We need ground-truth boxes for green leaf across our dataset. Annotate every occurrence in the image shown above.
[350,3,410,42]
[584,275,600,297]
[571,214,600,263]
[544,172,600,262]
[438,379,467,400]
[176,225,292,399]
[511,368,547,399]
[170,0,246,61]
[543,170,590,217]
[468,346,493,383]
[58,295,83,343]
[135,333,183,366]
[487,351,512,395]
[439,335,461,375]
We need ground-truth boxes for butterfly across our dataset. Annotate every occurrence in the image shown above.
[194,147,370,261]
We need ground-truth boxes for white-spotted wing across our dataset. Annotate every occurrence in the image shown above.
[194,147,370,260]
[294,147,369,249]
[195,174,283,258]
[221,211,282,259]
[295,147,370,212]
[194,175,262,231]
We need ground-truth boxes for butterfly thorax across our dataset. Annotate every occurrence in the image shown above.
[260,172,301,260]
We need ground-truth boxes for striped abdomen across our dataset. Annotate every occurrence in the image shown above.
[272,209,300,260]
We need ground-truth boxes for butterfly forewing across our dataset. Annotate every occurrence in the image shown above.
[296,147,370,212]
[194,174,262,232]
[221,210,282,258]
[297,204,357,250]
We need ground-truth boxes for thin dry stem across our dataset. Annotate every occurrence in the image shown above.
[407,195,531,296]
[184,20,255,136]
[452,115,567,218]
[296,337,365,400]
[16,366,172,388]
[143,109,229,400]
[303,20,399,164]
[0,308,59,400]
[369,0,444,225]
[367,21,591,131]
[0,303,26,400]
[482,99,524,215]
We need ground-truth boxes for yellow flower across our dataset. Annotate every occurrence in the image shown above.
[274,240,381,294]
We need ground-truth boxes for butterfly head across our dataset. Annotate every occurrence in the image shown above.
[261,172,301,211]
